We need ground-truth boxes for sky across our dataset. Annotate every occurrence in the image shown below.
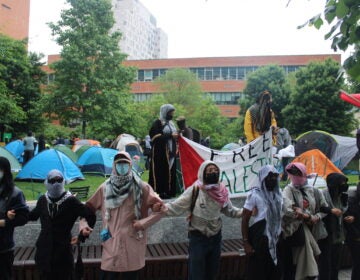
[28,0,346,61]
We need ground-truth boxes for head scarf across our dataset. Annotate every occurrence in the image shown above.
[286,162,308,188]
[45,169,66,199]
[144,135,151,149]
[326,172,348,199]
[159,104,177,167]
[195,160,229,207]
[252,165,283,264]
[105,151,143,220]
[249,90,273,134]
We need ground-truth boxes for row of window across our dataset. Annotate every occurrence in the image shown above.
[136,65,301,82]
[133,92,243,105]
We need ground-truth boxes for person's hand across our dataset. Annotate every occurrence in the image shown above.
[152,202,162,212]
[331,208,343,217]
[344,216,355,224]
[133,220,144,231]
[243,241,255,256]
[172,132,179,140]
[310,215,319,225]
[251,206,258,216]
[7,210,16,220]
[293,207,304,220]
[71,236,78,245]
[80,226,93,237]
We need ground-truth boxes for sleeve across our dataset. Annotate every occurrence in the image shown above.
[243,192,256,212]
[5,191,29,228]
[244,109,255,143]
[73,197,96,229]
[221,199,243,218]
[165,186,194,217]
[314,190,328,219]
[282,186,297,219]
[29,197,42,221]
[85,184,104,212]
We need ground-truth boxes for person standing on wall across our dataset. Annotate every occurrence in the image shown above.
[23,131,37,165]
[148,104,178,199]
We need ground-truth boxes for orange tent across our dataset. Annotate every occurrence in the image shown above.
[291,149,342,179]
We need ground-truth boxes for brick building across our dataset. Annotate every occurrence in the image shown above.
[0,0,30,40]
[45,54,341,118]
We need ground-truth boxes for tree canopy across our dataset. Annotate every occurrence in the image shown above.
[46,0,135,138]
[282,59,357,136]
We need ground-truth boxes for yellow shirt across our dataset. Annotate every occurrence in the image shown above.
[244,109,277,143]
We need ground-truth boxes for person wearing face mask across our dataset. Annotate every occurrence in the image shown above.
[281,162,328,280]
[79,151,164,280]
[155,161,243,280]
[29,169,96,280]
[242,165,283,280]
[244,90,278,143]
[0,157,29,280]
[148,104,178,199]
[344,182,360,280]
[317,173,349,280]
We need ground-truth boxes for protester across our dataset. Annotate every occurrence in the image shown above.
[143,135,151,170]
[156,160,243,280]
[275,127,292,181]
[244,90,277,143]
[318,173,349,280]
[242,165,282,280]
[80,151,164,280]
[38,134,46,153]
[0,157,29,280]
[176,116,193,141]
[148,104,178,199]
[281,162,328,280]
[29,169,96,280]
[23,131,37,165]
[344,182,360,280]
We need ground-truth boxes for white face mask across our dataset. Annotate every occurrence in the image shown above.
[0,171,4,180]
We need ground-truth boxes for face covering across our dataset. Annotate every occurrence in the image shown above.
[265,174,278,191]
[288,174,307,188]
[0,171,3,180]
[46,177,65,199]
[166,114,173,121]
[116,162,130,176]
[204,172,219,184]
[339,182,349,193]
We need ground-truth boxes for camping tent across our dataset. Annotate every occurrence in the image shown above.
[54,145,78,162]
[5,140,24,163]
[75,145,92,158]
[72,139,100,152]
[0,147,21,172]
[15,149,84,183]
[221,143,241,151]
[111,134,143,158]
[295,130,358,171]
[77,147,118,176]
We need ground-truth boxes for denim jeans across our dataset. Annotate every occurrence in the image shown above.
[188,230,222,280]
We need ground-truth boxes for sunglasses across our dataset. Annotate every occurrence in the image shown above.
[48,177,64,184]
[286,166,303,176]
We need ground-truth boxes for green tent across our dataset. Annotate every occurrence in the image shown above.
[75,145,91,158]
[54,145,79,163]
[0,146,21,172]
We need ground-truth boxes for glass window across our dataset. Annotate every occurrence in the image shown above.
[229,67,237,80]
[205,68,213,80]
[138,70,144,82]
[153,69,159,80]
[144,70,153,81]
[197,68,205,80]
[213,67,221,80]
[237,67,245,80]
[47,74,55,84]
[221,67,229,80]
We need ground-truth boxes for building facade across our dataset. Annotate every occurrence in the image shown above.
[112,0,168,60]
[123,54,341,117]
[0,0,30,40]
[45,54,341,118]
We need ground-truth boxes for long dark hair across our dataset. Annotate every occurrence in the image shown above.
[0,156,14,196]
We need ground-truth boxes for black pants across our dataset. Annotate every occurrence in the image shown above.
[0,250,14,280]
[23,150,34,165]
[278,236,296,280]
[348,239,360,280]
[318,237,341,280]
[100,269,139,280]
[39,266,73,280]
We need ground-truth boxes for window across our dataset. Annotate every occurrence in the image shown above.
[237,67,245,80]
[144,70,153,81]
[153,69,159,80]
[205,68,213,80]
[221,67,229,80]
[197,68,205,80]
[213,67,221,80]
[229,67,237,80]
[134,93,152,102]
[137,70,144,81]
[208,92,242,105]
[47,74,55,84]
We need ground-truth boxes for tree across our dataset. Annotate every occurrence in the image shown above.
[0,34,46,137]
[282,59,356,136]
[242,65,292,126]
[294,0,360,81]
[47,0,135,138]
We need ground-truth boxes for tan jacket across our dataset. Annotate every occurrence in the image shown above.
[81,183,162,272]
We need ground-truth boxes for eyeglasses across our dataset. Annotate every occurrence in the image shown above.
[48,177,63,184]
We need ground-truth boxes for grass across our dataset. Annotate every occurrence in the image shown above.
[14,171,358,201]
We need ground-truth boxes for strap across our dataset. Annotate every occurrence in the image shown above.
[188,186,199,226]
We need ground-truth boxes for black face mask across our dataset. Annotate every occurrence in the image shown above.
[204,172,219,184]
[166,114,173,121]
[339,183,349,193]
[264,174,278,191]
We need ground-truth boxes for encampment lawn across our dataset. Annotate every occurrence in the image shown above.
[14,171,358,202]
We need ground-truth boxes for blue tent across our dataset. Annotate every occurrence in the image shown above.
[15,149,84,183]
[5,140,24,163]
[77,147,118,176]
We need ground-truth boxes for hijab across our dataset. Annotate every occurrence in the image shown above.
[195,160,229,208]
[286,162,308,188]
[252,165,283,264]
[249,91,273,134]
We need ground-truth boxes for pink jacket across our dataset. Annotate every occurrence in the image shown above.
[81,182,162,272]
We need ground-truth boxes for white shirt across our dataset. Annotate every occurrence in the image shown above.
[243,190,267,225]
